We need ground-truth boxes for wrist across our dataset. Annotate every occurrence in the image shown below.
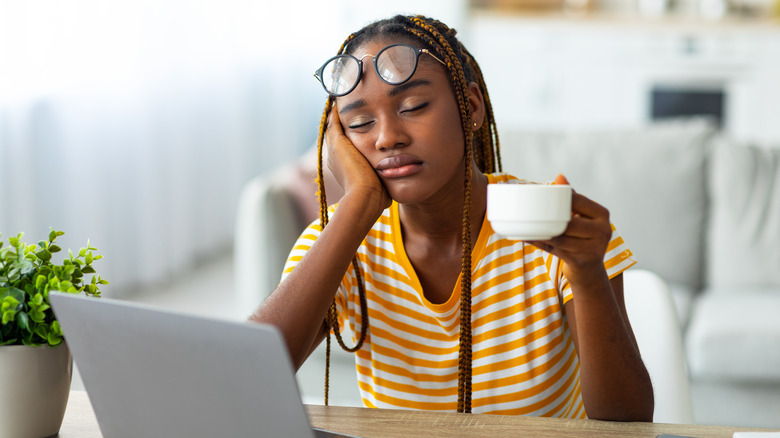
[564,262,610,292]
[335,189,388,229]
[342,186,390,217]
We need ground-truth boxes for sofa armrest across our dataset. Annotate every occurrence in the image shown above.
[234,173,304,314]
[623,269,694,424]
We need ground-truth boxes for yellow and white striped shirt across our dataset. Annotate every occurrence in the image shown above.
[282,173,636,417]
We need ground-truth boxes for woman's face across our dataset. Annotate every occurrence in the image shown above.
[335,38,472,206]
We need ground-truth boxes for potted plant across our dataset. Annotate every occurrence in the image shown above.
[0,229,107,438]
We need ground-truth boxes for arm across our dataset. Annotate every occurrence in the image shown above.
[249,107,390,370]
[530,175,654,422]
[565,273,653,422]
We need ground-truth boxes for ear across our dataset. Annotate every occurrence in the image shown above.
[467,82,485,132]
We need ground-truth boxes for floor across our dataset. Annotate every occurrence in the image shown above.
[70,253,362,406]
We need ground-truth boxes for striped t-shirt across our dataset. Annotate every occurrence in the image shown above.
[282,173,636,417]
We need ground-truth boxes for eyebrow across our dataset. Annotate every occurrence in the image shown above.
[388,79,433,97]
[338,99,367,114]
[338,79,434,115]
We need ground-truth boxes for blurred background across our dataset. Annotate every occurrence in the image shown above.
[1,0,778,297]
[0,0,465,297]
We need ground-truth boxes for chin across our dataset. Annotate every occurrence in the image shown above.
[386,183,426,205]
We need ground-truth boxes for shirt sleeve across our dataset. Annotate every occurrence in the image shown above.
[559,222,637,304]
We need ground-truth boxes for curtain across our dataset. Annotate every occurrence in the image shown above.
[0,0,464,295]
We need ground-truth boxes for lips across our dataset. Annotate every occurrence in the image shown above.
[375,155,424,178]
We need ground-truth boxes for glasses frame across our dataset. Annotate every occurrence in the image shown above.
[313,43,446,97]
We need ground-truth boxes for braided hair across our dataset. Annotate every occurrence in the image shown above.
[315,14,501,414]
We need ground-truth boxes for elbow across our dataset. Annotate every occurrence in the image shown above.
[588,391,655,423]
[591,407,654,423]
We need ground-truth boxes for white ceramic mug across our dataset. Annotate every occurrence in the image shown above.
[487,183,572,241]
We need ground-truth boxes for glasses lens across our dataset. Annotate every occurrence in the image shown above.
[321,56,360,96]
[375,45,417,85]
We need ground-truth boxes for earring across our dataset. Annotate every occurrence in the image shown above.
[473,122,478,128]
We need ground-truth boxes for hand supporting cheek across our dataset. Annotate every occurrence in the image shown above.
[527,174,612,287]
[325,106,391,212]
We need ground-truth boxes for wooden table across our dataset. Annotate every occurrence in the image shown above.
[61,391,776,437]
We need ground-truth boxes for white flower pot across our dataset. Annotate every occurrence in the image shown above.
[0,343,72,438]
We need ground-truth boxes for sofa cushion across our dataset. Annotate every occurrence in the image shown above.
[500,118,715,291]
[686,290,780,381]
[705,138,780,289]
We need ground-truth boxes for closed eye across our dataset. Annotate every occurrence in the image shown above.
[348,120,374,130]
[402,102,428,114]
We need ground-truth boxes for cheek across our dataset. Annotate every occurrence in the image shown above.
[344,132,374,159]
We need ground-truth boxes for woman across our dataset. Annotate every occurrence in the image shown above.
[250,14,653,421]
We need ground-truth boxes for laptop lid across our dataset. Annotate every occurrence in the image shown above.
[50,292,321,438]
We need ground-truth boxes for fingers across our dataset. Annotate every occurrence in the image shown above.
[571,191,609,221]
[552,173,569,185]
[328,104,342,128]
[326,105,344,146]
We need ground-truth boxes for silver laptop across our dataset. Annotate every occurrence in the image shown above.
[50,292,356,438]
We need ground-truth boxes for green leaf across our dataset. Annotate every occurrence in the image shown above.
[30,308,47,323]
[19,258,35,275]
[2,310,15,325]
[85,252,93,265]
[34,323,49,339]
[47,332,62,346]
[49,245,62,253]
[0,296,20,313]
[16,311,30,332]
[0,287,25,302]
[82,266,96,274]
[51,320,62,335]
[49,229,58,242]
[35,249,52,262]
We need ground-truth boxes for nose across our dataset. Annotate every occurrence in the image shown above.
[374,115,411,151]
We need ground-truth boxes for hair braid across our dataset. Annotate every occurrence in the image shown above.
[314,14,502,413]
[316,33,372,406]
[409,16,475,413]
[464,46,502,173]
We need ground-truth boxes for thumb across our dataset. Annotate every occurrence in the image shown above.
[552,173,569,185]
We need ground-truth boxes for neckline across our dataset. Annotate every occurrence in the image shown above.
[389,189,492,315]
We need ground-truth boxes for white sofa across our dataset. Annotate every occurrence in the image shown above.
[235,118,780,427]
